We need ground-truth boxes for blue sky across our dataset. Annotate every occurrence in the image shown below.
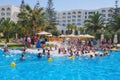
[0,0,119,11]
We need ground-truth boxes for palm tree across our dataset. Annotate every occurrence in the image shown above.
[18,5,47,35]
[109,14,120,32]
[85,12,105,35]
[17,5,31,35]
[72,25,77,34]
[78,26,84,34]
[66,24,71,34]
[0,19,16,42]
[0,19,4,32]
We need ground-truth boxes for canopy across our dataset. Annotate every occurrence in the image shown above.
[84,34,95,38]
[37,31,52,35]
[78,34,95,38]
[59,34,77,38]
[66,34,77,38]
[59,34,67,37]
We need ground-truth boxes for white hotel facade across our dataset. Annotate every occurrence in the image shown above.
[56,7,114,31]
[0,5,114,31]
[0,5,20,22]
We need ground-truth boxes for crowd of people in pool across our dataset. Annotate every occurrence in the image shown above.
[3,35,116,61]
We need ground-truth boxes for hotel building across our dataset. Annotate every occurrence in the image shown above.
[56,7,114,31]
[0,5,20,22]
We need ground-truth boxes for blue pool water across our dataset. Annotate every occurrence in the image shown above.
[0,49,120,80]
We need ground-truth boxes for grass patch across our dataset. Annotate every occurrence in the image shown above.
[45,44,55,47]
[0,44,24,48]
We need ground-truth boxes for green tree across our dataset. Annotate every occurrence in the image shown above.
[45,0,57,32]
[66,24,72,34]
[109,14,120,32]
[51,29,61,36]
[0,19,16,42]
[0,19,4,32]
[85,12,105,35]
[78,26,84,34]
[18,4,46,35]
[46,0,56,25]
[72,25,77,34]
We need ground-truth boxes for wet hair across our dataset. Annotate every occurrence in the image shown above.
[38,53,42,58]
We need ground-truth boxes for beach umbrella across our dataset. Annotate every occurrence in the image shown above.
[78,34,84,37]
[37,31,52,35]
[113,34,118,44]
[78,34,94,38]
[46,34,52,37]
[59,34,67,37]
[66,34,77,38]
[101,34,104,41]
[84,34,95,38]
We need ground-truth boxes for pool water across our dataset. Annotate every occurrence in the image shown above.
[0,49,120,80]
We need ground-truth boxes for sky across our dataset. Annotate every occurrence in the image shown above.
[0,0,119,11]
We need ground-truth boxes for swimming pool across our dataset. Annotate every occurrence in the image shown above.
[0,49,120,80]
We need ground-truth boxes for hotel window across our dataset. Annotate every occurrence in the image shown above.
[78,11,81,14]
[67,16,71,18]
[1,8,5,11]
[62,16,66,18]
[89,12,94,14]
[108,14,112,17]
[7,12,11,16]
[62,20,66,22]
[1,17,5,20]
[108,9,112,12]
[68,20,71,22]
[77,19,81,21]
[72,23,76,25]
[102,14,106,17]
[68,12,71,15]
[1,12,5,16]
[62,24,65,26]
[102,10,106,12]
[63,13,66,15]
[78,15,81,18]
[72,19,76,22]
[85,12,87,15]
[72,16,76,18]
[72,11,76,14]
[85,16,87,19]
[7,7,11,11]
[56,20,59,23]
[77,23,81,25]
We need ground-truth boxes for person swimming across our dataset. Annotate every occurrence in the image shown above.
[75,51,79,56]
[37,52,42,58]
[20,53,25,61]
[42,48,45,55]
[37,49,42,58]
[4,47,9,52]
[3,42,9,52]
[69,50,73,57]
[47,50,50,58]
[20,48,26,61]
